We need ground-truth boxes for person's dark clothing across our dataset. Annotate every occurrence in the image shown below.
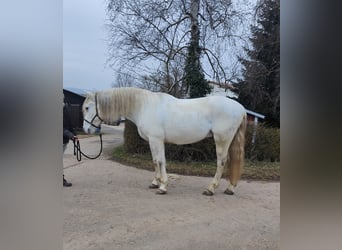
[63,104,76,144]
[63,104,75,187]
[63,175,72,187]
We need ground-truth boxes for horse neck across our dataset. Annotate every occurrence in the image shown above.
[98,88,145,123]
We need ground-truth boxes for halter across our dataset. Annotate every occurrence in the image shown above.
[76,92,103,162]
[83,93,104,130]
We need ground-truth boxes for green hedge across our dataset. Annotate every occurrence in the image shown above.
[245,124,280,162]
[124,120,279,162]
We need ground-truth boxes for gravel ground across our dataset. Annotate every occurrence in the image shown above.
[63,124,279,250]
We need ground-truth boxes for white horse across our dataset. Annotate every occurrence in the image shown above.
[82,87,247,195]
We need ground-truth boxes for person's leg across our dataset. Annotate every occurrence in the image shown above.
[63,143,72,187]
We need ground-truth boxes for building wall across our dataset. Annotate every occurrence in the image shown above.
[63,90,85,130]
[247,115,256,125]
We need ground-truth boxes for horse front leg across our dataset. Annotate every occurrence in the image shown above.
[157,158,168,194]
[149,161,161,189]
[148,138,168,194]
[152,158,167,195]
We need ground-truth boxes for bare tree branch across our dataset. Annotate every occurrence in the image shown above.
[106,0,253,96]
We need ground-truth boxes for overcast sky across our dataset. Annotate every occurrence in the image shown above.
[63,0,114,91]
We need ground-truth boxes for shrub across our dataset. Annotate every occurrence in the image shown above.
[245,124,280,162]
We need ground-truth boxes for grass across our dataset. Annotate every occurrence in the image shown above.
[112,146,280,181]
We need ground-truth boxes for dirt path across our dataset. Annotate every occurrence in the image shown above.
[63,124,279,250]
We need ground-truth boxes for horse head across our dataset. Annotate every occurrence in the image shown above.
[82,92,103,134]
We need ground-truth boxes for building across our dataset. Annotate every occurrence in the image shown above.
[63,87,89,130]
[245,109,265,126]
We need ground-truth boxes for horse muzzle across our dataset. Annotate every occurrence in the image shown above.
[86,127,101,134]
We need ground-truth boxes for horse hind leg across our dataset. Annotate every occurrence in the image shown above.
[224,144,242,195]
[203,137,231,196]
[224,139,243,195]
[224,115,246,195]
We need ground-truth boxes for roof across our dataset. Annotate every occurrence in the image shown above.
[246,109,265,119]
[63,87,94,97]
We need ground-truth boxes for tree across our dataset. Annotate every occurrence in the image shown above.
[112,70,135,88]
[184,0,211,98]
[107,0,247,97]
[184,40,211,97]
[235,0,280,127]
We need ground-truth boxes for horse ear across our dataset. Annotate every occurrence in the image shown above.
[85,91,95,99]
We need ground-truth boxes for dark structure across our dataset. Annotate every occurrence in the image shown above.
[246,109,265,126]
[63,87,89,131]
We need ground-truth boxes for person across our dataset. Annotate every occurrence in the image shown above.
[63,99,78,187]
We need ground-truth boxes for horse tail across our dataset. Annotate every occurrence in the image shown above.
[227,113,247,186]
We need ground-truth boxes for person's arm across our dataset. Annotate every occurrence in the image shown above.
[63,105,78,141]
[63,129,78,141]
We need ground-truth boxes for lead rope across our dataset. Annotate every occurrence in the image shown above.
[73,134,103,161]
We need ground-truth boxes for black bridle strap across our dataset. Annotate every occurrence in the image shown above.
[76,93,104,161]
[95,93,102,120]
[83,117,101,129]
[73,134,103,162]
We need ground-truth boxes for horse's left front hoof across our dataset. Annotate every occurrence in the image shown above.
[202,190,214,196]
[149,183,159,189]
[156,189,167,195]
[224,189,234,195]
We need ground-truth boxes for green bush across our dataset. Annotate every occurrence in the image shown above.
[245,124,280,162]
[124,120,279,162]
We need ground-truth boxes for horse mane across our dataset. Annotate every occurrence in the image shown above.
[97,87,150,123]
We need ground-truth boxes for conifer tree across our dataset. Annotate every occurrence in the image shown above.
[236,0,280,127]
[184,41,211,98]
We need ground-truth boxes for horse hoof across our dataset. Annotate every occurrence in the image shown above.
[149,184,159,189]
[156,189,167,195]
[224,189,234,195]
[202,190,214,196]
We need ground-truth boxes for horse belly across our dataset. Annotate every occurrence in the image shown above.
[164,124,211,145]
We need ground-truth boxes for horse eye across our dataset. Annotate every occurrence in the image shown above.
[85,107,89,111]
